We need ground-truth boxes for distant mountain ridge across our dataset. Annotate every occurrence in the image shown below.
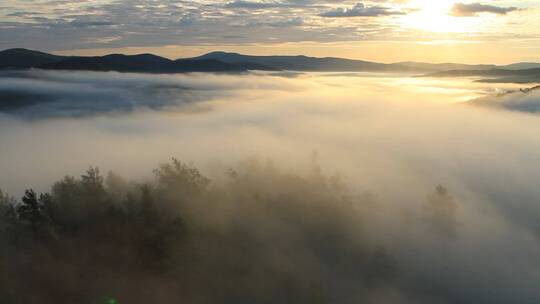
[194,51,408,72]
[0,48,66,69]
[470,85,540,113]
[195,51,540,72]
[1,48,539,75]
[425,68,540,77]
[0,49,276,73]
[422,68,540,84]
[395,61,497,71]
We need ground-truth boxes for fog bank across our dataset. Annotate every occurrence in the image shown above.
[1,71,540,303]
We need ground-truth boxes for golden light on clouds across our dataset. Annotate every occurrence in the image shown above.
[402,0,482,33]
[0,0,538,63]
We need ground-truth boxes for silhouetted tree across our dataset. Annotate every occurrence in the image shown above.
[106,171,129,202]
[0,158,402,304]
[121,192,139,220]
[154,158,210,196]
[0,189,15,217]
[425,185,458,239]
[17,189,48,236]
[139,184,158,224]
[365,246,398,287]
[0,189,20,248]
[81,166,107,202]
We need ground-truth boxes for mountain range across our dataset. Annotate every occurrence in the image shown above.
[423,67,540,83]
[0,48,274,73]
[1,48,540,77]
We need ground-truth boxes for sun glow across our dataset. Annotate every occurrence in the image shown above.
[402,0,481,33]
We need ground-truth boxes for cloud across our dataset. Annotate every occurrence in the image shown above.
[225,0,286,9]
[67,20,118,28]
[3,71,540,304]
[247,16,304,27]
[1,0,351,49]
[470,86,540,113]
[319,2,405,17]
[0,0,537,51]
[224,0,337,9]
[450,2,519,17]
[0,70,295,118]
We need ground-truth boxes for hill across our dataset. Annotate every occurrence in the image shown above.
[1,48,539,75]
[422,68,540,83]
[0,48,66,69]
[0,49,275,73]
[193,51,408,72]
[395,61,497,71]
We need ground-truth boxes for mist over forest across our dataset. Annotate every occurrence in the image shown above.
[1,70,540,303]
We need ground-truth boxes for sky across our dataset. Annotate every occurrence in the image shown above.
[0,0,539,63]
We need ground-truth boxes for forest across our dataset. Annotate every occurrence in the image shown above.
[0,157,456,304]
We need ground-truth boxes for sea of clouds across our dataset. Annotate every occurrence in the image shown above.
[1,70,540,303]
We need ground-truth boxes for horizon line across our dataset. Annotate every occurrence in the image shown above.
[2,47,540,67]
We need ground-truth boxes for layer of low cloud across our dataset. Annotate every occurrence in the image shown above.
[2,71,540,303]
[0,70,296,118]
[450,2,519,17]
[471,86,540,112]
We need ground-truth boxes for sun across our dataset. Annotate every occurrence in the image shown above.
[401,0,481,33]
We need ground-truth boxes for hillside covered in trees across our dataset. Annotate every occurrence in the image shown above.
[0,158,460,304]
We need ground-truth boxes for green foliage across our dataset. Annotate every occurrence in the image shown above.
[104,297,119,304]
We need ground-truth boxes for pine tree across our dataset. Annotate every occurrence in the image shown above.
[17,190,46,235]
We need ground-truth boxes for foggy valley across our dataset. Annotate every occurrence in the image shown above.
[1,70,540,303]
[1,0,540,302]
